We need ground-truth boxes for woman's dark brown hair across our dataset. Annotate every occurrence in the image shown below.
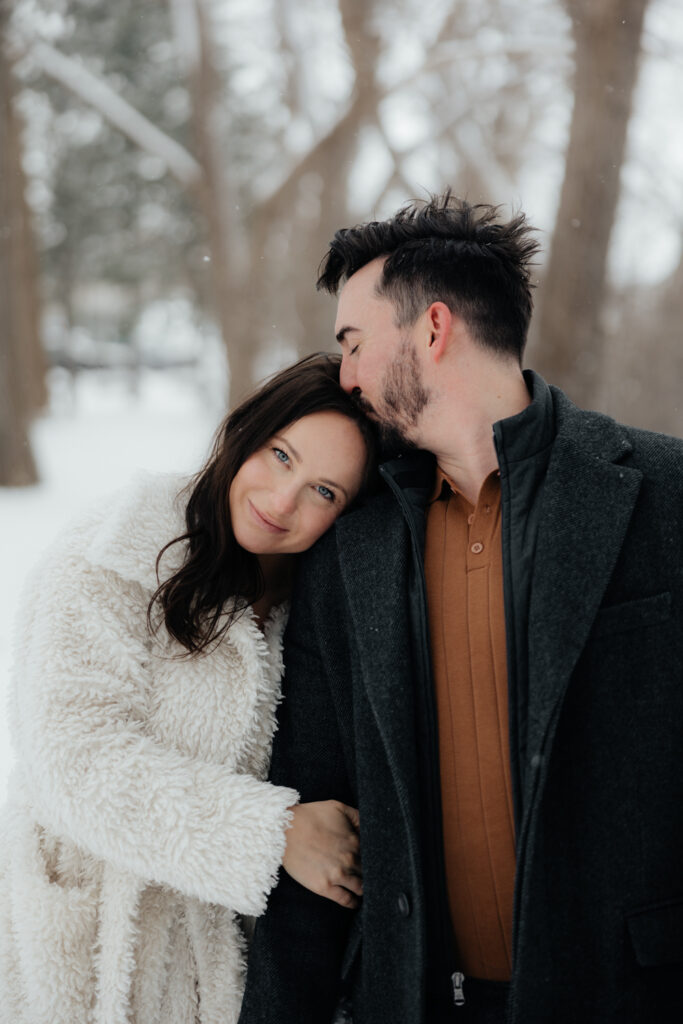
[148,352,376,655]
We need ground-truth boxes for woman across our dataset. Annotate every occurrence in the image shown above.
[0,354,374,1024]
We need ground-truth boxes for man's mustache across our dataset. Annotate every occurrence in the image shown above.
[350,390,377,418]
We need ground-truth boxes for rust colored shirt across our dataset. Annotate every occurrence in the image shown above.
[424,467,516,981]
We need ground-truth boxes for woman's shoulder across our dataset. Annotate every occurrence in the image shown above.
[42,472,193,592]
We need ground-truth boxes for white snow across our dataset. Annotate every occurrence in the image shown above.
[0,368,220,803]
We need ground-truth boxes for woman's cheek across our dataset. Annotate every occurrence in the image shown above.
[324,504,343,531]
[311,506,337,541]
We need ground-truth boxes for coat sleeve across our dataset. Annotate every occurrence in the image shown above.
[238,537,358,1024]
[10,532,298,917]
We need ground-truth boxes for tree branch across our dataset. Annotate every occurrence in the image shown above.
[29,40,202,187]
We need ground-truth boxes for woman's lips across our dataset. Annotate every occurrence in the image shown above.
[248,500,288,533]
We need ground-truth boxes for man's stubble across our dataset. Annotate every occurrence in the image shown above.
[356,334,431,451]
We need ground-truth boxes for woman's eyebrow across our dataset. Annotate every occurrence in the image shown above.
[273,435,301,462]
[321,478,348,500]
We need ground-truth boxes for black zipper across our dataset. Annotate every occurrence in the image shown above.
[492,432,523,1022]
[493,427,551,1023]
[492,431,525,843]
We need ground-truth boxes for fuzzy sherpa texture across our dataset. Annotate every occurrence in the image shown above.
[0,473,299,1024]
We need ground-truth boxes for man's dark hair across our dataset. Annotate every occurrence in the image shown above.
[317,190,541,362]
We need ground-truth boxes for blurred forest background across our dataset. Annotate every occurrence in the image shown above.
[6,0,681,799]
[2,0,683,489]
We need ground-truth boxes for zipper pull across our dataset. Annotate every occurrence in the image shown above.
[451,971,466,1007]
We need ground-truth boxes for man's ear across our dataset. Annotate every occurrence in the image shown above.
[426,302,453,362]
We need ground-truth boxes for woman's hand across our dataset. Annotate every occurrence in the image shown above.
[282,800,362,909]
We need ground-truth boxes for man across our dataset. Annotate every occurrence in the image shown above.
[238,193,683,1023]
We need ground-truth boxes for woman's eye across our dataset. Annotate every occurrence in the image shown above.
[272,447,289,465]
[315,484,335,503]
[350,345,359,356]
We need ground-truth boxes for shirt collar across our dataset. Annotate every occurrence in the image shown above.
[430,465,453,502]
[430,465,502,503]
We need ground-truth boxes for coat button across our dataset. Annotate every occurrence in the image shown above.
[397,891,411,917]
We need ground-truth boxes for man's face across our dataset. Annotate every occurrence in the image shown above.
[334,258,430,446]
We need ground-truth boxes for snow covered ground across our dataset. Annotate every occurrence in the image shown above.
[0,368,220,803]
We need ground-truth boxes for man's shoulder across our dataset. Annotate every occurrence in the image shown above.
[617,421,683,468]
[552,386,683,477]
[582,411,682,476]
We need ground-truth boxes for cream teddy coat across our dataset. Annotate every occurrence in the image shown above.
[0,474,299,1024]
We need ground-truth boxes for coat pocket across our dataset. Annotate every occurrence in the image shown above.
[626,896,683,967]
[591,591,671,639]
[7,814,100,1023]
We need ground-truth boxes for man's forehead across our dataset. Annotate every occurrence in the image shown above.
[341,257,385,296]
[335,258,388,324]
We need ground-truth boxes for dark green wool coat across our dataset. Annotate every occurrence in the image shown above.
[238,381,683,1024]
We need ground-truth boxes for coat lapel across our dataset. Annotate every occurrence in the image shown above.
[335,494,422,821]
[526,403,642,766]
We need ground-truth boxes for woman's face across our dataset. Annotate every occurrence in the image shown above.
[229,410,368,556]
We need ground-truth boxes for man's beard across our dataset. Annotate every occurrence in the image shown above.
[354,336,430,453]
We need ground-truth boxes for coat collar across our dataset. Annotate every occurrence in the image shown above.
[82,472,192,592]
[494,368,556,465]
[80,472,288,687]
[525,386,642,762]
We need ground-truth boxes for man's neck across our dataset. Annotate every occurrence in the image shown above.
[421,364,530,506]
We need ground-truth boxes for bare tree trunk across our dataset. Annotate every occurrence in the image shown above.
[0,7,45,485]
[169,0,250,407]
[607,249,683,437]
[184,0,247,407]
[241,0,383,381]
[290,0,383,363]
[533,0,649,406]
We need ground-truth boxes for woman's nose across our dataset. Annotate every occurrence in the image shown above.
[270,483,298,517]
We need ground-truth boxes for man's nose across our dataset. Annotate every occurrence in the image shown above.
[339,354,356,395]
